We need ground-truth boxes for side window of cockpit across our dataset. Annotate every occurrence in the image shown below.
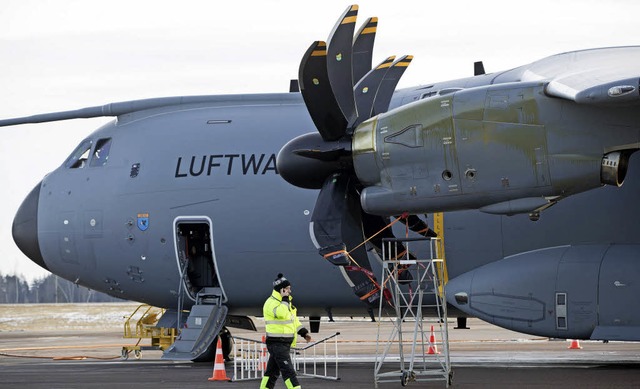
[64,140,93,169]
[90,138,112,167]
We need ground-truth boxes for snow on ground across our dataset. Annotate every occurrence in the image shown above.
[0,302,142,331]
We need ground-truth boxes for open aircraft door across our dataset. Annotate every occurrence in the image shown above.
[163,216,228,361]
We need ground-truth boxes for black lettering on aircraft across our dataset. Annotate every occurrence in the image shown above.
[190,156,206,176]
[175,154,279,178]
[262,154,277,174]
[175,157,187,178]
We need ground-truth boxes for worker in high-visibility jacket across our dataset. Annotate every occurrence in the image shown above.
[260,273,312,389]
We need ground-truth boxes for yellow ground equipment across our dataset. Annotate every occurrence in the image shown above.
[121,304,177,360]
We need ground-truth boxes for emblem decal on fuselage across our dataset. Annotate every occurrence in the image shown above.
[137,213,150,231]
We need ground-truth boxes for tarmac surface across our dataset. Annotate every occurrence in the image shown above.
[1,314,640,388]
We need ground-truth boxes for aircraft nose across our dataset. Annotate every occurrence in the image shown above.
[12,181,47,271]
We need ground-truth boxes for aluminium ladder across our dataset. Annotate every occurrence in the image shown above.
[374,237,452,387]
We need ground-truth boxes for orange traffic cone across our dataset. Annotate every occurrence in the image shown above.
[260,335,268,371]
[427,325,440,354]
[568,339,582,349]
[208,338,231,381]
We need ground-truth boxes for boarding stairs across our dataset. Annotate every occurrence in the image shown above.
[374,237,452,387]
[162,287,227,360]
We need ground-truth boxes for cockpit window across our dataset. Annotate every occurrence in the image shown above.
[65,140,93,169]
[90,138,112,167]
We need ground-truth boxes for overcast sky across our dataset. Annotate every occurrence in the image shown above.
[1,0,639,282]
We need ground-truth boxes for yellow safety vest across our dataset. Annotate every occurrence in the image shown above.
[263,290,303,346]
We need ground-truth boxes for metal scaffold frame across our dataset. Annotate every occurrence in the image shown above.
[374,237,452,387]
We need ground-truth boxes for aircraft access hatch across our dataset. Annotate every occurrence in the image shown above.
[173,218,225,302]
[166,217,228,361]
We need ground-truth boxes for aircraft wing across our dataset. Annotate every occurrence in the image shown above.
[520,46,640,105]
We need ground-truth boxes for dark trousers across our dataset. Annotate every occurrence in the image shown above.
[264,341,299,388]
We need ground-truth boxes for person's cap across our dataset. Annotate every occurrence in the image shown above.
[273,273,291,291]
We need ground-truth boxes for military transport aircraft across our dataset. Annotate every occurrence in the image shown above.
[5,4,640,360]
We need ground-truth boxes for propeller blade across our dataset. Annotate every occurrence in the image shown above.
[286,5,422,310]
[326,4,359,128]
[310,173,382,307]
[371,55,413,116]
[299,41,348,141]
[352,55,396,128]
[310,173,352,255]
[310,173,369,264]
[352,16,378,84]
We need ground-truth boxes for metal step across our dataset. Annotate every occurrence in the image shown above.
[162,299,227,361]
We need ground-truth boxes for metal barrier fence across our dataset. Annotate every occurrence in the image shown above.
[231,335,267,382]
[291,332,340,381]
[232,332,340,382]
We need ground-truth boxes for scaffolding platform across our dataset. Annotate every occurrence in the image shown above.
[374,237,452,387]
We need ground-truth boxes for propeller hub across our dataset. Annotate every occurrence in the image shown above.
[276,132,352,189]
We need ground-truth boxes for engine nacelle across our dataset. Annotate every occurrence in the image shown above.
[352,81,640,216]
[446,244,640,341]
